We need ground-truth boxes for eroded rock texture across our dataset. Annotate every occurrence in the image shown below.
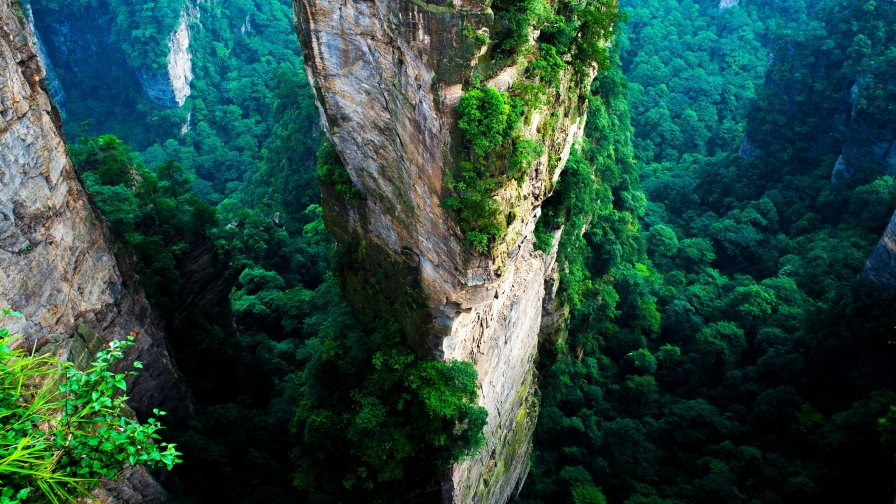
[0,0,189,420]
[293,0,589,501]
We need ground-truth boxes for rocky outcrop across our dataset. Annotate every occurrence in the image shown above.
[863,211,896,291]
[738,132,763,159]
[294,0,594,501]
[172,233,239,329]
[836,75,896,178]
[0,0,189,421]
[137,5,195,108]
[86,465,168,504]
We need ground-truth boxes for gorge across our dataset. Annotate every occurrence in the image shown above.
[3,0,896,503]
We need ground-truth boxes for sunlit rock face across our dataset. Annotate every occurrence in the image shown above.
[719,0,739,11]
[293,0,592,501]
[0,0,189,420]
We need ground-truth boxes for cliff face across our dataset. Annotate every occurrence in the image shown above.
[293,0,592,501]
[22,3,64,111]
[136,5,195,108]
[0,0,188,419]
[28,1,193,109]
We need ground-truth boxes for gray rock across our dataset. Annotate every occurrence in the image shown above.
[830,153,850,183]
[137,6,194,108]
[739,132,763,159]
[719,0,739,11]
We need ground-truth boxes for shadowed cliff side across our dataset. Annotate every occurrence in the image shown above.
[292,0,613,501]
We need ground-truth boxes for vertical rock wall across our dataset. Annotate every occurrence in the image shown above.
[0,0,188,420]
[293,0,590,501]
[23,3,64,112]
[136,5,195,108]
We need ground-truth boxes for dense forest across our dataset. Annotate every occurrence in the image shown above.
[522,0,896,502]
[5,0,896,502]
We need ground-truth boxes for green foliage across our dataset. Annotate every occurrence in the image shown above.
[626,348,657,375]
[572,485,608,504]
[462,23,489,45]
[316,136,364,201]
[0,310,180,502]
[442,162,506,254]
[492,0,619,81]
[646,224,679,256]
[791,402,825,435]
[72,134,216,309]
[524,0,896,503]
[444,0,622,256]
[534,220,555,253]
[447,85,536,253]
[509,138,546,181]
[457,87,519,156]
[622,0,769,164]
[491,0,554,58]
[291,308,487,502]
[529,43,565,89]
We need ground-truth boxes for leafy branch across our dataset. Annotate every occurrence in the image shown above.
[0,310,182,503]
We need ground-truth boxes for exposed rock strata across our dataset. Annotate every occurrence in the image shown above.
[0,0,189,420]
[294,0,591,501]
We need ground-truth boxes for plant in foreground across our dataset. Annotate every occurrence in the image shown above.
[0,309,181,503]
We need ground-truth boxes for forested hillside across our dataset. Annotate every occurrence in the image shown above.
[521,0,896,502]
[10,0,896,502]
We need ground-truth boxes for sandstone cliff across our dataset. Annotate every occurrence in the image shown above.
[0,0,189,425]
[293,0,600,501]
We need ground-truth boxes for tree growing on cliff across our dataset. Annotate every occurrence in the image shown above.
[290,309,487,503]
